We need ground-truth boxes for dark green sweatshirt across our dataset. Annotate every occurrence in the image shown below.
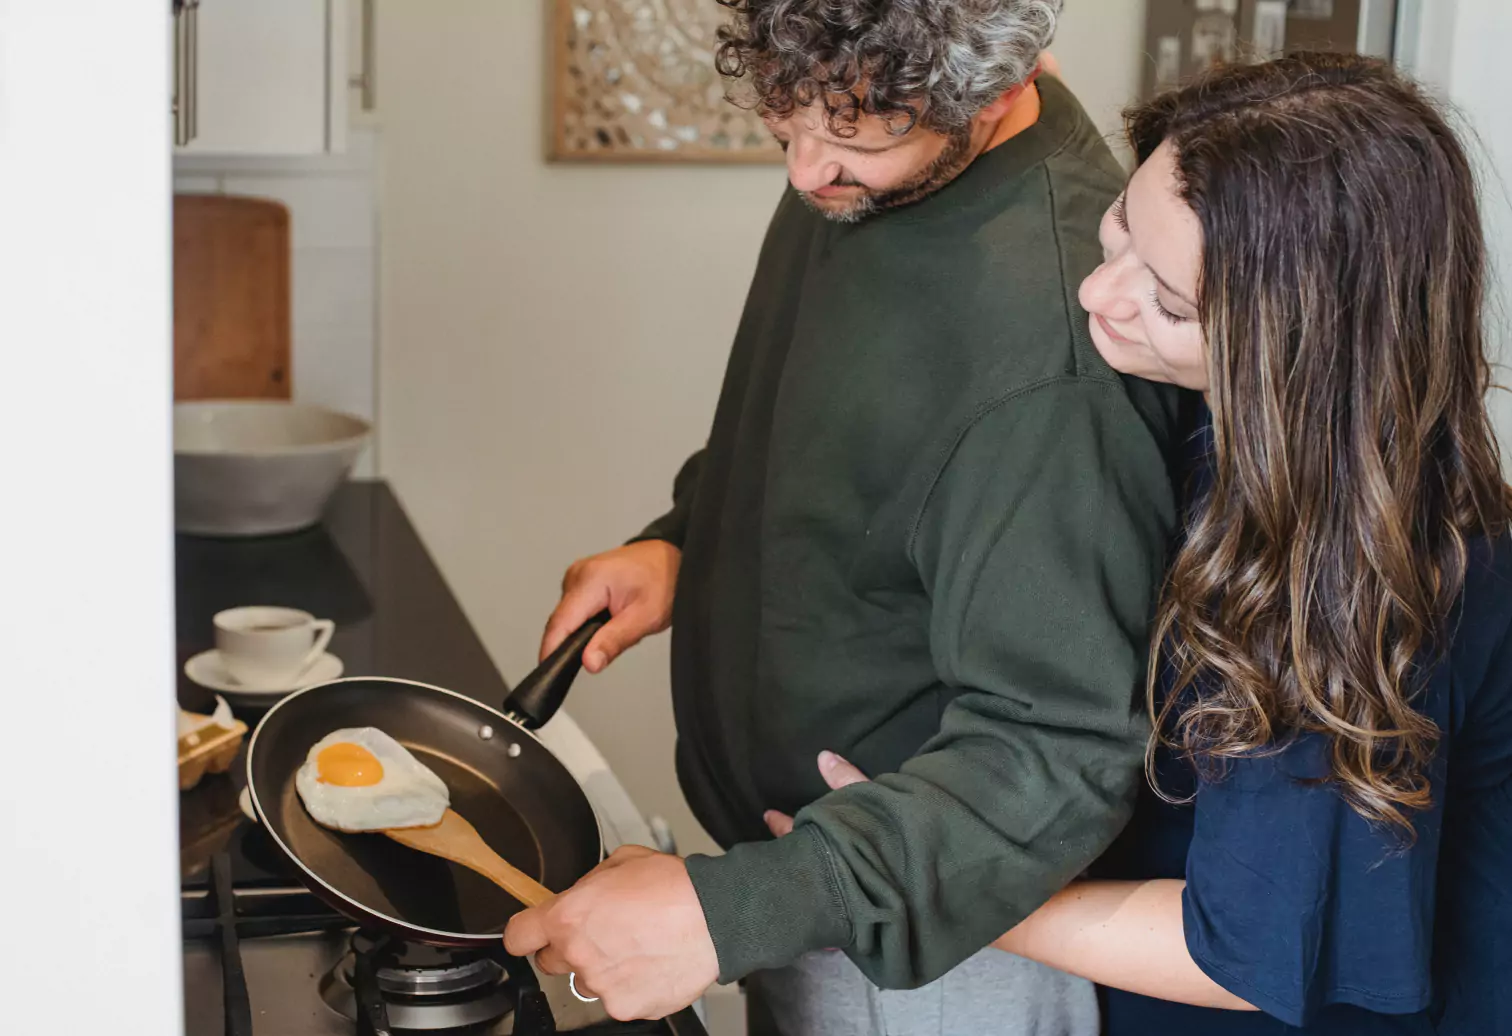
[637,77,1183,988]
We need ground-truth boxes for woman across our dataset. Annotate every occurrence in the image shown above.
[769,53,1512,1032]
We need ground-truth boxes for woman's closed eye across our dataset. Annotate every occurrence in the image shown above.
[1149,287,1189,325]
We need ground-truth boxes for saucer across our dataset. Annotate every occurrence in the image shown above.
[185,648,344,706]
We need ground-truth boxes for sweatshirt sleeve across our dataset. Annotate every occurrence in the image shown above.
[684,378,1178,987]
[630,449,705,550]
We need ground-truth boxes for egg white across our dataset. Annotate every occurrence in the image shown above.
[294,727,450,832]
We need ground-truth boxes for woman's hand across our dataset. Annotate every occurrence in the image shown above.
[763,751,869,836]
[761,749,1257,1013]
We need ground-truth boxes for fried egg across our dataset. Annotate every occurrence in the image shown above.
[294,727,450,832]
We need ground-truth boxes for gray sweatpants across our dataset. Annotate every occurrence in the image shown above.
[743,947,1098,1036]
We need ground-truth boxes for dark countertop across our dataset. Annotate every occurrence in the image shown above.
[176,479,511,716]
[176,480,514,887]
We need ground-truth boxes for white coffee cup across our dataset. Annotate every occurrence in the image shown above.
[214,606,335,689]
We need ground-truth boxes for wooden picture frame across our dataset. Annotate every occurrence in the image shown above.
[547,0,784,164]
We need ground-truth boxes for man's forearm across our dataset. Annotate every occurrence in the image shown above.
[994,880,1257,1012]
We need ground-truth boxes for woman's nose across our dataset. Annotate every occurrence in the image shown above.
[1079,256,1142,323]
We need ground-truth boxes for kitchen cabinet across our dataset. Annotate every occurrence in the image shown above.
[172,0,365,155]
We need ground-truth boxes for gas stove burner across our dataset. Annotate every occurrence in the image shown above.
[320,932,514,1031]
[353,932,505,998]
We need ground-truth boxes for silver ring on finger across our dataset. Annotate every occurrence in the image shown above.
[569,972,599,1003]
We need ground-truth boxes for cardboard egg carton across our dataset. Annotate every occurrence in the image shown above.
[178,695,248,791]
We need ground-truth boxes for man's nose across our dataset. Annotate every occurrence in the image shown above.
[786,138,843,193]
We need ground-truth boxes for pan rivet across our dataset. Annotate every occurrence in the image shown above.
[507,742,522,758]
[479,725,495,740]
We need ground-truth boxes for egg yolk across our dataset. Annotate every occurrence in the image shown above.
[316,742,385,786]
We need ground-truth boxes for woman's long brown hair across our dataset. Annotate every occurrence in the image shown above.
[1128,53,1511,836]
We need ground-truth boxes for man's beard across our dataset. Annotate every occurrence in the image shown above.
[800,128,976,224]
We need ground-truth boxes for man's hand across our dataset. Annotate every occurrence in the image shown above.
[763,751,870,837]
[540,541,680,672]
[503,845,719,1021]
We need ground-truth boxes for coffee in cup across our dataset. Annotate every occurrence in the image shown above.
[214,606,335,689]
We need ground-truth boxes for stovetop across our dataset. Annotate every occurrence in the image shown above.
[177,699,708,1035]
[183,854,707,1035]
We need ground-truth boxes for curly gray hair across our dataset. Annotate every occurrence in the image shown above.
[715,0,1062,136]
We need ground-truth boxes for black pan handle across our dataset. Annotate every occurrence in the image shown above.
[502,610,611,730]
[495,949,557,1035]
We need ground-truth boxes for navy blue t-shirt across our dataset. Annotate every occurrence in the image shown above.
[1097,468,1512,1031]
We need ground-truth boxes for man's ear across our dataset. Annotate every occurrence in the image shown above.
[978,90,1018,124]
[977,61,1047,124]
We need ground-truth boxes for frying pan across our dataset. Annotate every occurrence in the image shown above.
[246,614,609,946]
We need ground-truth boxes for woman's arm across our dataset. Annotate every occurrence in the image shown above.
[993,878,1257,1011]
[766,752,1257,1011]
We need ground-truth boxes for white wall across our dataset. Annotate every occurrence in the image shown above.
[1053,0,1150,145]
[1444,0,1512,467]
[0,3,181,1032]
[376,0,778,861]
[375,0,1151,868]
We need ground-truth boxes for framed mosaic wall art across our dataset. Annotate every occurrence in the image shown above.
[548,0,784,163]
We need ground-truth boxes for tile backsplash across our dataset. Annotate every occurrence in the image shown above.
[174,130,380,475]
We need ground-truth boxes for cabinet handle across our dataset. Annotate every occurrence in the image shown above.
[185,0,200,142]
[172,5,187,145]
[349,0,376,111]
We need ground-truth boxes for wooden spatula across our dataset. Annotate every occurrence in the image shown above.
[386,808,553,907]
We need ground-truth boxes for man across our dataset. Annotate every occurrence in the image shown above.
[505,2,1183,1032]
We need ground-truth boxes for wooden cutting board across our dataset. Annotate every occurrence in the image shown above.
[173,193,292,400]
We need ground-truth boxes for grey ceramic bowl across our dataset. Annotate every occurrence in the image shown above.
[174,401,372,537]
